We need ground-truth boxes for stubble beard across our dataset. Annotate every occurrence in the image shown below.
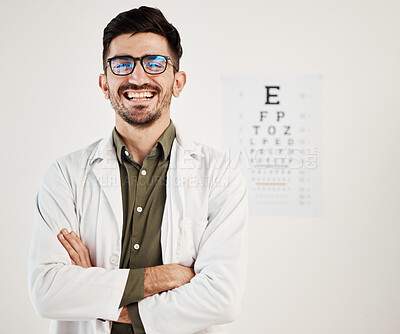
[109,83,173,129]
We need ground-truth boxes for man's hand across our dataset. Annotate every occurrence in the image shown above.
[57,229,92,267]
[116,306,131,324]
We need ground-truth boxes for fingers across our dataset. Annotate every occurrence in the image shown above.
[57,231,79,264]
[68,231,92,268]
[57,229,92,268]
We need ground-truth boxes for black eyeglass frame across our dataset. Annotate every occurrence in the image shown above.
[106,55,178,76]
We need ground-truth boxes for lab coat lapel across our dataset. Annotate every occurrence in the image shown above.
[90,133,123,234]
[162,126,202,264]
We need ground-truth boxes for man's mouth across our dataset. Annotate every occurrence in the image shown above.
[123,90,155,101]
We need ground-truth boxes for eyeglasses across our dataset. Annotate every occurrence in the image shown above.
[106,55,177,76]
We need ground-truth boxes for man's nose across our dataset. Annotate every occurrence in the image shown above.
[128,61,149,84]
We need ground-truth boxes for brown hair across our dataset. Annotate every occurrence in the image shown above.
[102,6,183,71]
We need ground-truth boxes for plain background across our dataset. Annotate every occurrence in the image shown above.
[1,0,399,333]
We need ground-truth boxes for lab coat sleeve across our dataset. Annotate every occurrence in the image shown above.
[138,162,248,334]
[28,161,129,321]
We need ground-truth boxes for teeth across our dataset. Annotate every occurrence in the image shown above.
[126,91,154,100]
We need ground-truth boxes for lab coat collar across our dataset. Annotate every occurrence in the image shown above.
[174,123,204,161]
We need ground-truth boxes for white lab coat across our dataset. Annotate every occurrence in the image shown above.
[29,126,248,334]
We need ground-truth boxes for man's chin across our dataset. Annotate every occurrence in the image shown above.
[119,111,161,128]
[121,101,152,112]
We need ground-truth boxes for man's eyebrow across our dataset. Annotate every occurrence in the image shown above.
[109,54,133,59]
[109,54,160,59]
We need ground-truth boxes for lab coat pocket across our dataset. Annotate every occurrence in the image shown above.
[177,217,208,267]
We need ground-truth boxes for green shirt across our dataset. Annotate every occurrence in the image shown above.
[111,122,176,334]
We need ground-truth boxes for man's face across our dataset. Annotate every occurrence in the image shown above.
[99,32,185,128]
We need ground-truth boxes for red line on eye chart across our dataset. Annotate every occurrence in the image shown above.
[256,182,287,186]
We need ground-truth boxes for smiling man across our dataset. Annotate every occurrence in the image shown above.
[29,6,248,334]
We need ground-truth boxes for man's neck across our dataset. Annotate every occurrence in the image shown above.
[115,115,171,165]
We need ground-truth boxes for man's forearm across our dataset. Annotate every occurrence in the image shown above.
[144,264,195,297]
[112,265,194,325]
[120,264,195,307]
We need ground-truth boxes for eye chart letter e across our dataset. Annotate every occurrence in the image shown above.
[222,74,322,216]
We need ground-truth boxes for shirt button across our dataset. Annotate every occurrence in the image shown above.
[141,170,147,176]
[133,243,140,250]
[109,255,119,265]
[124,150,129,156]
[137,206,143,213]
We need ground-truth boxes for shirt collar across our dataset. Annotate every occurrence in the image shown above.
[112,121,176,165]
[157,120,176,161]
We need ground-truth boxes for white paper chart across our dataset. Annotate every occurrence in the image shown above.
[222,74,323,216]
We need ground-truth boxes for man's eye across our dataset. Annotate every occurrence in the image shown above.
[115,63,132,69]
[147,62,163,69]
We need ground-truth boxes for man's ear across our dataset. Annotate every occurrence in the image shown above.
[172,71,187,98]
[99,74,110,99]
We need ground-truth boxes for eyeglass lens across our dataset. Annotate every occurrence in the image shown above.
[109,56,168,75]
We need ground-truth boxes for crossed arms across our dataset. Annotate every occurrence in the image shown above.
[57,228,195,324]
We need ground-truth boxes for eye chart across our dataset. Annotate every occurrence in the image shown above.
[222,74,322,216]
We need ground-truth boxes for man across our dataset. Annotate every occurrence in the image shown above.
[29,6,247,334]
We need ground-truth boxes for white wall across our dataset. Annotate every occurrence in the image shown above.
[1,0,399,332]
